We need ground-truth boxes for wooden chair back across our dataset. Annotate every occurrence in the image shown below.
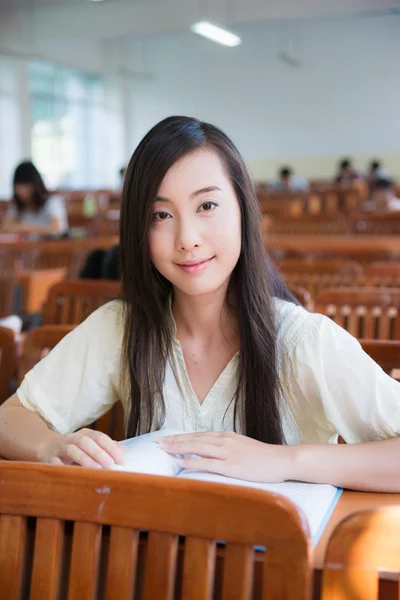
[321,507,400,600]
[279,259,363,298]
[359,339,400,380]
[364,262,400,288]
[287,286,313,309]
[0,275,16,318]
[314,288,400,340]
[351,212,400,235]
[42,280,120,325]
[0,326,17,405]
[0,462,312,600]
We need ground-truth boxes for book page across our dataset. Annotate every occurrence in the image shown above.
[110,429,184,477]
[178,470,342,543]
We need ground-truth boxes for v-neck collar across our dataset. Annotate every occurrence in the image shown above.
[172,337,239,409]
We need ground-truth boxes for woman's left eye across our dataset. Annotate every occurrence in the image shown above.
[199,202,217,212]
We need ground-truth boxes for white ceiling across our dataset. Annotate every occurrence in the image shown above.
[0,0,399,39]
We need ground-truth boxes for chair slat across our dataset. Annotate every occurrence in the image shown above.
[142,532,178,600]
[221,544,253,600]
[0,515,27,599]
[60,297,71,325]
[68,522,101,600]
[104,526,139,600]
[181,537,216,600]
[30,518,63,600]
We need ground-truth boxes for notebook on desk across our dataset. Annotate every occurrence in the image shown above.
[111,429,342,546]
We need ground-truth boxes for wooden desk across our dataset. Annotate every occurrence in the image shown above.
[266,234,400,261]
[313,490,400,599]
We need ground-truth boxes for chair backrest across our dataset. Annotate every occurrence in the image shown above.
[351,212,400,235]
[0,326,17,405]
[279,260,363,298]
[42,279,120,325]
[0,275,16,319]
[0,463,312,600]
[364,262,400,288]
[359,339,400,380]
[321,507,400,600]
[287,286,313,309]
[314,288,400,340]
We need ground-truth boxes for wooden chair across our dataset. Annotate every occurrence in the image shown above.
[359,339,400,380]
[0,275,16,318]
[42,279,120,325]
[18,324,125,440]
[321,507,400,600]
[314,288,400,340]
[0,326,17,405]
[287,286,313,309]
[364,262,400,288]
[279,259,363,298]
[350,211,400,235]
[0,462,311,600]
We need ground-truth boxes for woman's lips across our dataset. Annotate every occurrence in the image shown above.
[177,257,214,274]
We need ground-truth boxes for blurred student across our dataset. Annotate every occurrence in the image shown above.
[1,161,68,236]
[334,158,360,185]
[361,178,400,212]
[365,160,385,192]
[270,167,309,192]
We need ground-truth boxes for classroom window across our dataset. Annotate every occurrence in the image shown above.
[29,61,124,190]
[0,56,22,198]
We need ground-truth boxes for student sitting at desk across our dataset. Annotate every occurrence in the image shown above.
[1,161,68,237]
[361,178,400,212]
[0,116,399,492]
[269,166,309,192]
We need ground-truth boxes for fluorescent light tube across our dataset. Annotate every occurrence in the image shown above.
[191,21,241,47]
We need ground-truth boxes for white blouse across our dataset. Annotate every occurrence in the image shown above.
[5,194,69,234]
[17,299,400,444]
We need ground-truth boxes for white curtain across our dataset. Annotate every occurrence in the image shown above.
[0,55,22,198]
[30,61,124,190]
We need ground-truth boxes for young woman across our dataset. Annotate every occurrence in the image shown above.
[0,117,399,491]
[1,161,68,236]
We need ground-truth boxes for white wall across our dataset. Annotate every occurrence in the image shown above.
[124,14,400,179]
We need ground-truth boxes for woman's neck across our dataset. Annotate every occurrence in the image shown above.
[172,286,238,347]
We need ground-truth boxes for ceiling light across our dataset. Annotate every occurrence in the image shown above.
[191,21,241,47]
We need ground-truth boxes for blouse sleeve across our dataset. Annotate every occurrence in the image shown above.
[16,301,124,435]
[286,312,400,443]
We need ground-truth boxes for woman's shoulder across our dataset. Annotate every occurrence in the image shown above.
[273,298,329,352]
[79,299,126,339]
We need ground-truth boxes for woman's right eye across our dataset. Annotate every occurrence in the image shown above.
[153,211,171,221]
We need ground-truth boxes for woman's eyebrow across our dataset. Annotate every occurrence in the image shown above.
[155,186,222,203]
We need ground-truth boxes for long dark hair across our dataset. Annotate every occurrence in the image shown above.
[120,116,296,443]
[12,161,49,215]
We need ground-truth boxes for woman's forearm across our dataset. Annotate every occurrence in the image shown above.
[291,437,400,492]
[0,396,61,462]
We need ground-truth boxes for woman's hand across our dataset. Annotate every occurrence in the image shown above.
[40,428,125,469]
[158,431,294,483]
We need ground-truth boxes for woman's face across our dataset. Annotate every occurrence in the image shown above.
[14,183,33,203]
[149,148,242,298]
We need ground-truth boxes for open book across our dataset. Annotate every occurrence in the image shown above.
[111,430,342,545]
